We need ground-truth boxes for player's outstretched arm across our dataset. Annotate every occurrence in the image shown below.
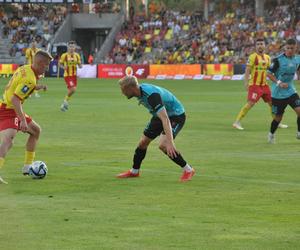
[244,65,251,90]
[78,57,82,68]
[267,72,289,88]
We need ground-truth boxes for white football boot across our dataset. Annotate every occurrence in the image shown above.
[268,132,275,144]
[60,100,69,112]
[22,165,31,175]
[0,175,8,184]
[278,123,288,129]
[232,121,244,130]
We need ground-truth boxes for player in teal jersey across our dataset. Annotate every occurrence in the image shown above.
[117,76,195,182]
[267,38,300,143]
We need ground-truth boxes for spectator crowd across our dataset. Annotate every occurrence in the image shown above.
[0,1,299,65]
[0,4,67,58]
[108,0,300,65]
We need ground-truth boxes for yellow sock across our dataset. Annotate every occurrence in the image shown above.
[64,95,70,102]
[0,157,5,169]
[235,103,252,122]
[24,151,35,166]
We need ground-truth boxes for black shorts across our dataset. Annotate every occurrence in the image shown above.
[143,113,186,140]
[272,93,300,115]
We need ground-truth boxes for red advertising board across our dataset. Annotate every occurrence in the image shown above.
[98,64,149,79]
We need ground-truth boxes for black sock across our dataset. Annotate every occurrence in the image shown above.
[168,153,187,168]
[132,147,147,169]
[270,120,280,134]
[297,117,300,132]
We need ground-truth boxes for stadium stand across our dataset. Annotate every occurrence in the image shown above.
[0,1,122,65]
[108,0,299,65]
[0,1,298,66]
[0,4,66,64]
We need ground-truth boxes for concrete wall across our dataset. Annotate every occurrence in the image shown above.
[95,12,125,63]
[71,13,121,29]
[53,13,121,44]
[52,15,73,43]
[255,0,266,17]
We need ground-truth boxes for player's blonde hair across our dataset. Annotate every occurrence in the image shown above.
[118,75,139,87]
[35,50,53,61]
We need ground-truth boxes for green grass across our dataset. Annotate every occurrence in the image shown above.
[0,78,299,250]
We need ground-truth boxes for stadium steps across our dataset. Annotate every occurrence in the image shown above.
[0,38,24,64]
[0,38,13,63]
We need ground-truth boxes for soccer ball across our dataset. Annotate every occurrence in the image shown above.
[29,161,48,179]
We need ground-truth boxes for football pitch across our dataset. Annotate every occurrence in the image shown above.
[0,78,299,250]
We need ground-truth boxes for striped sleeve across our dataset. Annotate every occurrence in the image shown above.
[59,53,66,65]
[246,54,255,67]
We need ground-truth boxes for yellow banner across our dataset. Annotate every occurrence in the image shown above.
[0,64,19,75]
[150,65,201,76]
[203,64,233,76]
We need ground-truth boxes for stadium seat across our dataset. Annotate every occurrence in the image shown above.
[144,47,152,53]
[154,29,160,36]
[145,34,152,40]
[182,24,189,31]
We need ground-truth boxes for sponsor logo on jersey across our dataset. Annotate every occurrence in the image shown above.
[21,85,29,94]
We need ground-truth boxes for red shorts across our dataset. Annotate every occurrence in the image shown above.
[64,76,77,89]
[247,85,271,103]
[0,104,32,131]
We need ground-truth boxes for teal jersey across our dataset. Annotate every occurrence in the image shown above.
[268,53,300,99]
[137,83,185,117]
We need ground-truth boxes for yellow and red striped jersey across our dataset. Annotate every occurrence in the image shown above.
[25,48,40,65]
[1,65,38,109]
[59,52,81,77]
[247,52,271,86]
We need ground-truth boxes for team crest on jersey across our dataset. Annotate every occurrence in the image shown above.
[21,85,29,94]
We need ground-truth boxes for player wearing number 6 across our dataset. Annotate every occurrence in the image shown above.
[0,51,52,184]
[233,38,288,130]
[59,41,82,112]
